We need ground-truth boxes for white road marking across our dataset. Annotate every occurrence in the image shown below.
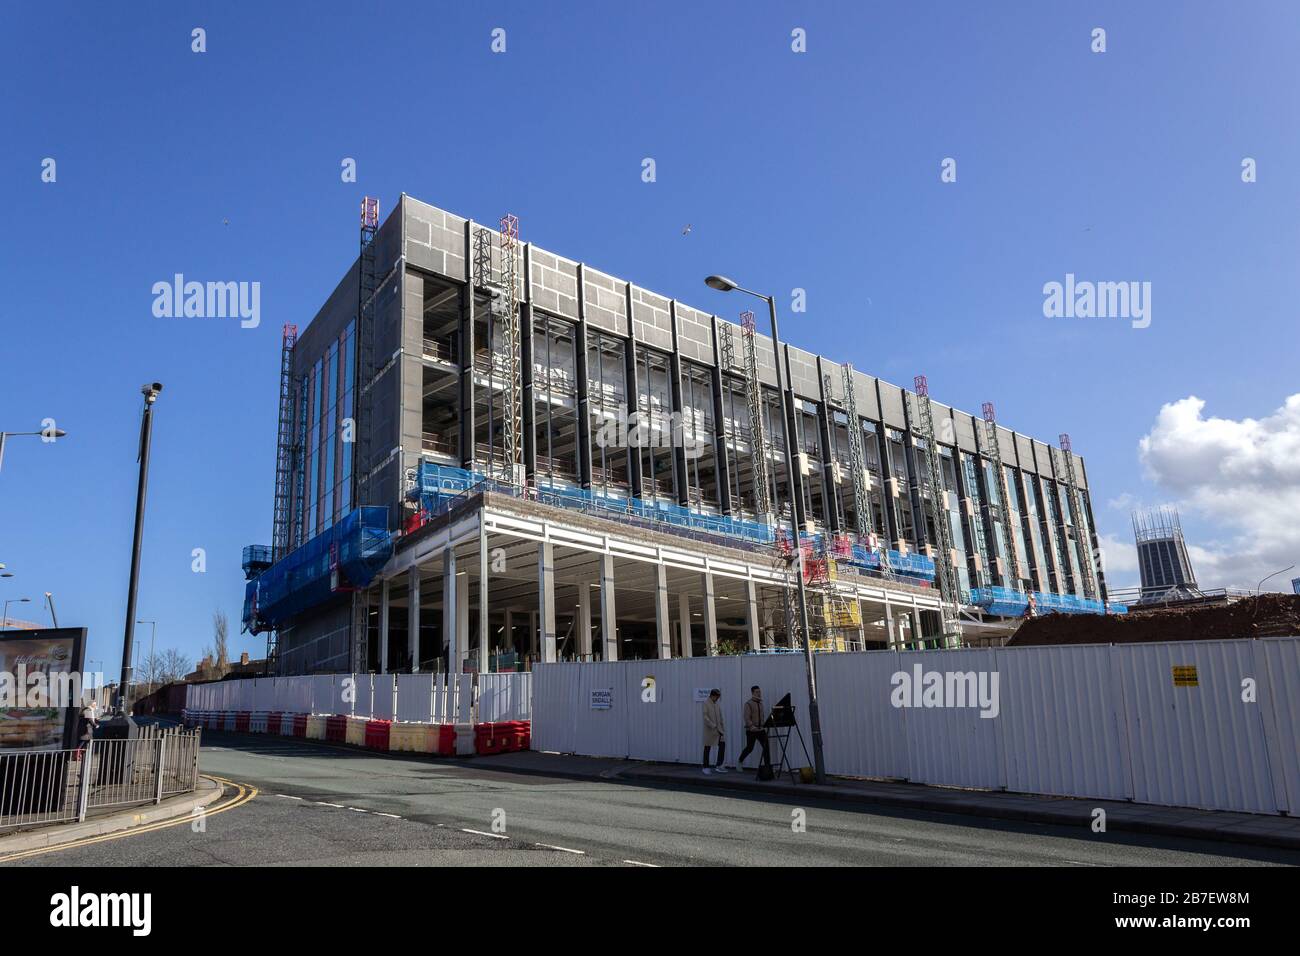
[375,812,402,819]
[316,802,346,808]
[1063,860,1102,867]
[623,859,659,867]
[347,807,368,813]
[534,843,585,855]
[461,828,508,840]
[276,794,303,800]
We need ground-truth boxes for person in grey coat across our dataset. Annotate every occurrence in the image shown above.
[701,688,728,774]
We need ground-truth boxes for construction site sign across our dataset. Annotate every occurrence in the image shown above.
[1172,665,1199,687]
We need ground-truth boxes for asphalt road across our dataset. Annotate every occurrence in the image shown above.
[7,731,1300,867]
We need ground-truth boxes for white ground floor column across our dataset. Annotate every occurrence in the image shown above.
[746,579,761,651]
[538,541,557,663]
[408,567,421,672]
[702,572,718,656]
[678,592,692,658]
[577,584,593,660]
[379,577,390,675]
[655,564,672,659]
[600,553,618,662]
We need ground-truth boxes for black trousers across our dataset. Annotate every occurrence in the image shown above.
[702,741,726,767]
[738,730,771,767]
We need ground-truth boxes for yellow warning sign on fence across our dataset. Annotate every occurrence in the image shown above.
[1172,665,1198,687]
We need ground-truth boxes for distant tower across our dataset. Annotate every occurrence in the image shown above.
[1132,507,1198,600]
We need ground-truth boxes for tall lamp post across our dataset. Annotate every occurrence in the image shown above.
[137,619,157,689]
[115,383,163,717]
[703,274,826,784]
[0,425,68,473]
[1256,564,1296,593]
[3,597,31,628]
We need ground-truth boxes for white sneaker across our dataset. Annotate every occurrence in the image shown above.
[702,767,712,775]
[713,766,728,774]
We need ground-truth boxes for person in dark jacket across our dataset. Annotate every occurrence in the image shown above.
[736,685,771,772]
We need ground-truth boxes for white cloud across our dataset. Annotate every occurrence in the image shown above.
[1096,531,1139,589]
[1137,394,1300,591]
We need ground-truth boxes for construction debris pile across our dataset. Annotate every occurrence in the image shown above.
[1007,593,1300,647]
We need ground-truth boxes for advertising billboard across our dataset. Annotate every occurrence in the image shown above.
[0,627,88,751]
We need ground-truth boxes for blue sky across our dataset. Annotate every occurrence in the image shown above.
[2,1,1298,671]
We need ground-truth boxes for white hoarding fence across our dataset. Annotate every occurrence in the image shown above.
[477,672,532,722]
[533,637,1300,816]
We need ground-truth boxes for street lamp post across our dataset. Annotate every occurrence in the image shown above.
[116,383,163,716]
[1256,564,1296,593]
[137,620,157,688]
[0,426,68,473]
[2,597,31,628]
[704,274,826,784]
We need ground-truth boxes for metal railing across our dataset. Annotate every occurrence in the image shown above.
[0,727,202,832]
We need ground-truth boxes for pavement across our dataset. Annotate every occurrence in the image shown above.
[477,751,1300,852]
[3,729,1296,867]
[0,774,225,859]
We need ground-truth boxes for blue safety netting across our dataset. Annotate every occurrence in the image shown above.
[969,585,1127,617]
[242,506,393,634]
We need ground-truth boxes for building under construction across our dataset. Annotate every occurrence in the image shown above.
[242,195,1121,676]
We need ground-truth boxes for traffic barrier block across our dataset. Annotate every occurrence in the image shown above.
[326,715,349,743]
[249,712,270,734]
[278,713,296,736]
[306,715,328,740]
[344,715,368,746]
[433,724,456,756]
[453,722,476,756]
[364,719,391,750]
[235,712,251,733]
[292,714,309,737]
[388,722,436,753]
[223,713,238,732]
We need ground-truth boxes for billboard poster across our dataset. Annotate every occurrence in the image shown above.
[0,628,88,751]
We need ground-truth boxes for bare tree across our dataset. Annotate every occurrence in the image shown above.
[213,610,230,678]
[157,648,193,684]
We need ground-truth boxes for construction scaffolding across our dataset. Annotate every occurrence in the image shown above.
[911,375,962,640]
[355,197,380,506]
[1057,433,1098,601]
[763,533,865,652]
[841,364,873,539]
[739,311,772,519]
[474,215,525,486]
[982,401,1026,589]
[272,323,298,562]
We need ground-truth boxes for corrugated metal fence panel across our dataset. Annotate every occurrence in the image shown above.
[311,674,339,714]
[372,675,396,720]
[478,673,532,722]
[1256,637,1300,813]
[431,675,451,723]
[1118,640,1278,813]
[897,648,1003,789]
[622,658,745,764]
[814,651,909,779]
[351,674,374,718]
[532,662,628,756]
[740,655,814,769]
[285,676,313,713]
[396,673,434,722]
[995,644,1131,800]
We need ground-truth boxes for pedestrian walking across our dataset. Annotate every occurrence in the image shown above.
[701,688,728,774]
[736,685,771,773]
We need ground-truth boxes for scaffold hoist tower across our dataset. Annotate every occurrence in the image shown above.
[474,215,524,486]
[355,197,380,506]
[1057,433,1098,601]
[841,364,874,540]
[272,323,298,563]
[912,375,962,642]
[739,311,772,520]
[982,401,1026,589]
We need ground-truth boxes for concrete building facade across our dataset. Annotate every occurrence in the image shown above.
[269,194,1107,674]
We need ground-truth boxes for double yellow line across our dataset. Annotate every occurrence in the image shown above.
[0,775,257,864]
